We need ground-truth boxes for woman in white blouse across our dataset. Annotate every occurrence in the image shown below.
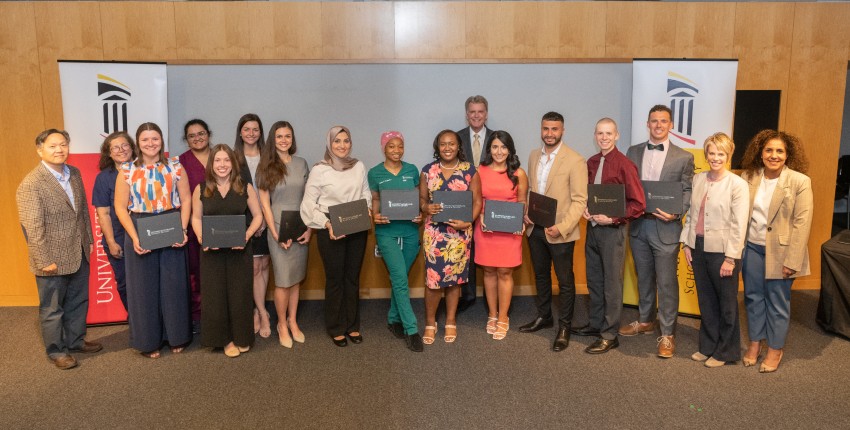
[300,126,371,347]
[681,133,749,368]
[739,129,812,373]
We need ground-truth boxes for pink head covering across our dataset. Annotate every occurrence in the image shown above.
[380,131,404,151]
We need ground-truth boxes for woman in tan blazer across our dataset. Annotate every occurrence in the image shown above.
[681,133,749,368]
[739,130,813,373]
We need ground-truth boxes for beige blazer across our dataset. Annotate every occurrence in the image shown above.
[742,166,813,278]
[16,163,93,276]
[680,171,750,259]
[526,143,587,244]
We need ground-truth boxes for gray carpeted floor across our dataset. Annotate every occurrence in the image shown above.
[2,291,848,429]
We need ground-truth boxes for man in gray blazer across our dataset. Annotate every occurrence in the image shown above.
[456,95,494,312]
[17,129,101,370]
[619,105,694,358]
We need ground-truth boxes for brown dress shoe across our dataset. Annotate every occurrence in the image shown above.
[53,355,78,370]
[657,335,675,358]
[618,321,655,336]
[73,340,103,354]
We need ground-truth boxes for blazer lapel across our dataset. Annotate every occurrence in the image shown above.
[632,144,646,176]
[528,150,540,193]
[658,144,678,179]
[38,164,74,210]
[747,171,761,210]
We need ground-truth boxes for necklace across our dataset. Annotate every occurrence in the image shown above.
[439,159,460,170]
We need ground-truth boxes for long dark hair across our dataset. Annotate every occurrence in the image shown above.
[431,129,467,162]
[133,122,165,167]
[233,113,265,166]
[203,144,245,198]
[257,121,297,191]
[741,129,809,177]
[98,131,136,171]
[480,130,520,189]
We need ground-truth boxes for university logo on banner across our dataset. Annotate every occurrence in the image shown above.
[59,61,168,324]
[626,60,738,316]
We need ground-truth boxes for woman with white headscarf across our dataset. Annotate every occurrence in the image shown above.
[300,126,371,347]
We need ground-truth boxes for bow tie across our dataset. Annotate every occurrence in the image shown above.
[647,143,664,151]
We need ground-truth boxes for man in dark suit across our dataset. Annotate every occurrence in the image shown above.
[17,129,101,370]
[619,105,694,358]
[456,95,494,312]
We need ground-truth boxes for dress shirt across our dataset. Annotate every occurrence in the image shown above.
[43,161,75,211]
[536,141,563,192]
[586,147,645,224]
[748,175,779,246]
[641,139,670,181]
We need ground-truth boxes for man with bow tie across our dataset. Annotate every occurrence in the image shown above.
[620,105,694,358]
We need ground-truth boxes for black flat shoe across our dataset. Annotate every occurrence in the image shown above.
[347,333,363,344]
[388,323,405,339]
[552,326,571,352]
[519,317,554,333]
[585,337,619,354]
[570,325,600,337]
[406,333,424,352]
[332,337,348,347]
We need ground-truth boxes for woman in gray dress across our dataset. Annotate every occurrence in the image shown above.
[257,121,311,348]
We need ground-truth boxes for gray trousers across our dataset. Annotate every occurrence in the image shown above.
[585,224,627,340]
[629,221,680,336]
[36,250,90,360]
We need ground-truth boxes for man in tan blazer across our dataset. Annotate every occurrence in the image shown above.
[518,112,588,352]
[16,129,100,370]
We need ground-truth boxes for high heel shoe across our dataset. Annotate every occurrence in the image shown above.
[444,324,457,343]
[759,349,784,373]
[742,341,762,367]
[423,323,437,345]
[493,320,509,341]
[486,317,498,335]
[277,323,293,348]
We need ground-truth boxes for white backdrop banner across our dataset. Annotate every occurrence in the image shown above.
[58,61,168,324]
[630,60,738,148]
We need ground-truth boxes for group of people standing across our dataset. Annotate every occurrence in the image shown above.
[17,96,812,373]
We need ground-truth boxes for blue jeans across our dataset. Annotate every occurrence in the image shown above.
[35,254,90,359]
[742,242,794,349]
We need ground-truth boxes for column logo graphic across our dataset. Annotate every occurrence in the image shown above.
[667,71,699,146]
[98,74,131,136]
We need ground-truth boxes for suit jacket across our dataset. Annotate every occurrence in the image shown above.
[526,143,588,244]
[457,126,494,166]
[627,141,695,245]
[16,163,93,276]
[680,172,749,259]
[742,166,813,278]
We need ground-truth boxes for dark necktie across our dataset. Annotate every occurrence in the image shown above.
[647,143,664,151]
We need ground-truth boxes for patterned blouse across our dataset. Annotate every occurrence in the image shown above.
[121,156,184,213]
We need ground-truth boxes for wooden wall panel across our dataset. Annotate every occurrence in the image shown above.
[320,3,394,60]
[0,3,45,306]
[395,2,466,60]
[34,2,104,127]
[250,2,323,60]
[100,2,178,61]
[674,3,736,58]
[733,3,794,89]
[174,2,256,61]
[605,2,677,59]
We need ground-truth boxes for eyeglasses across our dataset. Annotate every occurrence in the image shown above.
[110,143,131,153]
[187,131,208,141]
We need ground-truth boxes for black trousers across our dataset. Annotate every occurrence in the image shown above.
[317,229,367,337]
[527,226,576,327]
[693,236,742,362]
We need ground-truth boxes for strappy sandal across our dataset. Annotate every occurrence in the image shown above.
[141,350,160,359]
[423,323,437,345]
[444,324,457,343]
[493,320,509,341]
[486,317,498,335]
[258,310,272,339]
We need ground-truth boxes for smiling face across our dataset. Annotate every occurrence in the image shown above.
[762,138,787,177]
[38,133,69,168]
[275,126,293,155]
[647,110,673,144]
[540,120,564,149]
[489,138,509,165]
[331,131,351,159]
[109,136,132,165]
[705,143,729,173]
[466,102,488,132]
[241,121,261,146]
[437,132,459,163]
[186,124,209,151]
[212,149,233,180]
[384,137,404,163]
[137,130,163,162]
[594,121,619,155]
